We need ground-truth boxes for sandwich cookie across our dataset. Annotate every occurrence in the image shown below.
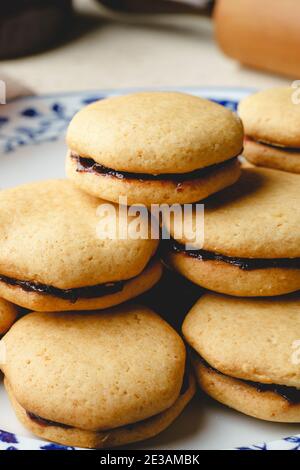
[183,293,300,422]
[0,180,161,311]
[166,166,300,297]
[66,92,243,206]
[239,87,300,174]
[0,298,18,335]
[2,305,195,448]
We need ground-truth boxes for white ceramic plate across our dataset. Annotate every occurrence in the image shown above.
[0,87,300,451]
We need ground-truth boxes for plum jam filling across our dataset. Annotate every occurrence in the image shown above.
[26,412,73,429]
[0,274,125,303]
[200,357,300,404]
[72,153,239,183]
[170,240,300,271]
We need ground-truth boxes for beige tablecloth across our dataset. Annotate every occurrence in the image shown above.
[0,0,290,95]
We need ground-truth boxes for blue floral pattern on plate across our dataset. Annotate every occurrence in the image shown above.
[0,94,104,153]
[1,86,297,451]
[0,431,77,450]
[237,435,300,451]
[0,428,300,450]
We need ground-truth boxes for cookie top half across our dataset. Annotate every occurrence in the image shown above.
[239,87,300,147]
[0,180,158,288]
[183,293,300,388]
[2,305,186,431]
[67,92,244,174]
[169,166,300,258]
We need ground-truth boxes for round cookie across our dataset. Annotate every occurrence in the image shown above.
[66,92,243,205]
[183,293,300,422]
[239,87,300,174]
[2,305,194,448]
[5,375,195,449]
[0,298,18,335]
[0,180,161,311]
[67,92,243,174]
[166,166,300,296]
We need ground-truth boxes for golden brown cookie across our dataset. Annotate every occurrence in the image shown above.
[239,88,300,174]
[183,293,300,422]
[166,167,300,296]
[5,375,195,449]
[66,92,243,205]
[2,305,194,448]
[0,180,161,311]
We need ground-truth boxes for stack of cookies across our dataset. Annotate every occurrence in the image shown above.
[1,87,299,446]
[239,87,300,174]
[0,91,245,448]
[168,87,300,424]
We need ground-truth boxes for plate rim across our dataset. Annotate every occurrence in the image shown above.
[5,85,257,104]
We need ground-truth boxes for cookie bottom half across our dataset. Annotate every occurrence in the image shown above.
[244,139,300,174]
[167,252,300,297]
[193,355,300,423]
[66,153,241,206]
[5,374,195,449]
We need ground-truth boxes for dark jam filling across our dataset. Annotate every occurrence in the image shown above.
[200,357,300,405]
[246,136,300,153]
[171,240,300,271]
[72,153,239,183]
[26,412,73,429]
[0,274,125,303]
